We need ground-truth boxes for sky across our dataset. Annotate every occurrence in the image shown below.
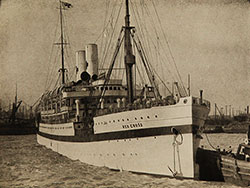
[0,0,250,115]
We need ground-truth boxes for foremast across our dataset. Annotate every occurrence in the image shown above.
[59,0,66,84]
[124,0,135,104]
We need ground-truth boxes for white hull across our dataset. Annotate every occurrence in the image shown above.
[37,132,199,178]
[37,96,209,179]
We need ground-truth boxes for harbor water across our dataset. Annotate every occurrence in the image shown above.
[0,134,244,188]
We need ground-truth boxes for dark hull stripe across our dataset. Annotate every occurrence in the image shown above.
[38,124,199,142]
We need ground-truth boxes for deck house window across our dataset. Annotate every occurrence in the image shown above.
[66,99,70,106]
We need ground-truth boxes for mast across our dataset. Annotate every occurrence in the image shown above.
[59,0,65,84]
[15,82,17,105]
[124,0,135,103]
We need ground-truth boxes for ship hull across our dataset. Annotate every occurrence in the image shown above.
[38,130,198,178]
[37,96,209,179]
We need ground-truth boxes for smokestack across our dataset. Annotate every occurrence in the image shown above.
[86,44,98,81]
[76,50,87,81]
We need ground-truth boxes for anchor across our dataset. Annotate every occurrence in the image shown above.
[168,127,183,178]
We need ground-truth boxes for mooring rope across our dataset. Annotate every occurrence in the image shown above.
[204,133,217,151]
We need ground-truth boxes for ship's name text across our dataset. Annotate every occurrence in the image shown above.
[122,122,143,129]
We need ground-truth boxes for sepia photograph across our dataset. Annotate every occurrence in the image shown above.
[0,0,250,187]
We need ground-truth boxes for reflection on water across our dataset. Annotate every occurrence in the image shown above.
[0,134,244,188]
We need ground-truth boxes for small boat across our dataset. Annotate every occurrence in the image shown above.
[219,127,250,186]
[197,126,250,186]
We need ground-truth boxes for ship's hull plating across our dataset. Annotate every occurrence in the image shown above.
[37,96,209,179]
[38,131,198,178]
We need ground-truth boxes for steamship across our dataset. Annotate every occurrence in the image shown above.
[37,0,210,179]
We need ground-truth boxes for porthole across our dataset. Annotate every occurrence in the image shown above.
[141,117,143,119]
[135,117,137,120]
[147,116,150,119]
[183,99,188,104]
[127,118,129,121]
[122,119,125,121]
[155,115,158,118]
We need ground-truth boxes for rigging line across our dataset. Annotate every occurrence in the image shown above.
[99,0,112,70]
[44,13,61,91]
[46,52,58,91]
[136,62,146,86]
[131,1,152,77]
[31,94,43,108]
[115,40,123,79]
[132,3,160,85]
[138,2,154,64]
[99,1,116,68]
[151,1,187,96]
[205,133,217,151]
[130,0,149,57]
[134,33,172,95]
[46,36,63,91]
[131,34,159,98]
[63,13,75,77]
[142,2,168,77]
[132,1,149,57]
[53,72,61,89]
[143,4,181,90]
[44,43,55,91]
[65,41,76,81]
[120,43,125,82]
[98,33,124,106]
[100,0,110,49]
[150,1,181,80]
[142,2,177,84]
[99,0,122,69]
[140,2,179,84]
[141,2,160,62]
[94,0,111,44]
[46,47,61,91]
[104,0,123,63]
[60,12,75,82]
[100,0,123,71]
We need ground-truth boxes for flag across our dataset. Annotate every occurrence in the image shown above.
[61,1,72,9]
